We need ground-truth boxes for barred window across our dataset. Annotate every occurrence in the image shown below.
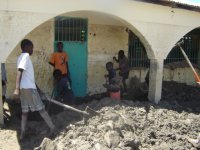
[128,29,200,68]
[128,31,149,68]
[164,36,199,64]
[55,17,88,42]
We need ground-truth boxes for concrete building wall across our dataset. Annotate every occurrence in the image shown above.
[5,21,129,96]
[1,0,200,101]
[128,67,199,86]
[2,0,200,62]
[2,0,200,124]
[5,19,199,97]
[88,24,128,94]
[163,67,200,85]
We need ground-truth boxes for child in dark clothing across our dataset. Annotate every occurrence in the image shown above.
[113,50,129,94]
[104,62,121,100]
[53,69,74,105]
[104,62,116,84]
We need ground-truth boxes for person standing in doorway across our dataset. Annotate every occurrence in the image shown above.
[113,50,130,95]
[13,39,55,140]
[53,69,74,105]
[49,42,70,81]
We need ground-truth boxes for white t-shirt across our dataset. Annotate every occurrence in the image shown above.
[17,53,36,89]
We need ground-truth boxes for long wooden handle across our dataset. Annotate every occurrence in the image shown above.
[178,45,200,82]
[46,96,89,115]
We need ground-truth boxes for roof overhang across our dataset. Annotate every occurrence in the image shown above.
[136,0,200,12]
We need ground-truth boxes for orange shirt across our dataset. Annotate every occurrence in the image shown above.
[49,52,68,75]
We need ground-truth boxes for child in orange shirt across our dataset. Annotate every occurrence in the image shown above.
[49,42,69,76]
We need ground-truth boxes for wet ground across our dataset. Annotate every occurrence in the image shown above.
[0,81,200,150]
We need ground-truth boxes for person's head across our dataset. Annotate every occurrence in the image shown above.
[21,39,33,55]
[53,69,62,80]
[106,62,113,71]
[118,50,125,59]
[57,42,63,52]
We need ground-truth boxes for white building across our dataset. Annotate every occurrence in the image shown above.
[1,0,200,124]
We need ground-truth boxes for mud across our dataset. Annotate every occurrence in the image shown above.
[35,97,200,150]
[1,81,200,150]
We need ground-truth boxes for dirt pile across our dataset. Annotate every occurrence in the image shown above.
[162,81,200,112]
[1,81,200,150]
[35,97,200,150]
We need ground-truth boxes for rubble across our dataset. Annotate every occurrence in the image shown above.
[1,81,200,150]
[35,96,200,150]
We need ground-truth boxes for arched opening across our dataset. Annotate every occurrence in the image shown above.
[161,27,200,107]
[164,27,200,85]
[5,10,153,100]
[128,31,149,68]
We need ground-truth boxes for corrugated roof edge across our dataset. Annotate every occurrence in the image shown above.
[135,0,200,12]
[170,0,200,7]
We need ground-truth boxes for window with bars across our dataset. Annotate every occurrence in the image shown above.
[128,31,150,68]
[55,17,88,42]
[128,30,200,68]
[164,36,199,64]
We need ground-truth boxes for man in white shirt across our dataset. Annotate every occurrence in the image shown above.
[13,39,55,140]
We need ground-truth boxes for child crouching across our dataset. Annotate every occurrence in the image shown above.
[104,77,121,100]
[104,62,121,100]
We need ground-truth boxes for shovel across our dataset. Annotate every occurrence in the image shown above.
[36,85,99,121]
[176,40,200,83]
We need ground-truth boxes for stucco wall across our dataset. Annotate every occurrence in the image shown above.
[2,0,200,63]
[87,66,199,89]
[5,22,128,97]
[128,67,199,86]
[163,67,199,85]
[88,24,128,94]
[6,21,54,97]
[4,20,199,98]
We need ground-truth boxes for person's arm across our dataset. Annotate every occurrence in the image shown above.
[13,68,23,98]
[104,74,109,78]
[113,56,119,63]
[49,62,55,67]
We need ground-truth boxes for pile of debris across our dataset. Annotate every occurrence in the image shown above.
[4,80,199,149]
[33,97,200,150]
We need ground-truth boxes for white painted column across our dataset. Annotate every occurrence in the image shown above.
[0,63,4,125]
[148,59,164,104]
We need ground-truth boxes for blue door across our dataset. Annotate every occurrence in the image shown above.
[54,17,88,97]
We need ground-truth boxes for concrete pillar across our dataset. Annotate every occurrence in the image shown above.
[0,63,4,125]
[148,59,164,104]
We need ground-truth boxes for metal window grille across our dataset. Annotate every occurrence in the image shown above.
[55,17,88,42]
[164,36,199,64]
[129,30,200,68]
[128,31,150,68]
